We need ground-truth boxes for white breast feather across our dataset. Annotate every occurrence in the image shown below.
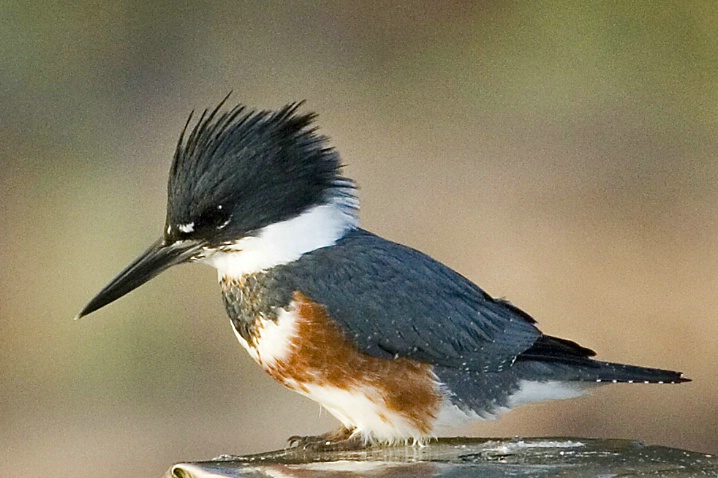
[230,308,299,366]
[294,383,431,445]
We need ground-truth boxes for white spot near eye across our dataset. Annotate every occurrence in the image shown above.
[166,225,172,234]
[217,217,231,230]
[178,222,195,233]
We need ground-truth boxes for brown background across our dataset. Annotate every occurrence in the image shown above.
[1,2,716,477]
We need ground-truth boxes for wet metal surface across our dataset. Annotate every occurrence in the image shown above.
[165,437,718,477]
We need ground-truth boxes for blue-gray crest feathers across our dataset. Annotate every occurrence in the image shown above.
[166,97,355,244]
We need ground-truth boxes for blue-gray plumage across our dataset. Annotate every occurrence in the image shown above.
[266,228,540,366]
[231,227,686,418]
[76,98,689,449]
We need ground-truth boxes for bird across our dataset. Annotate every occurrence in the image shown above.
[76,98,689,450]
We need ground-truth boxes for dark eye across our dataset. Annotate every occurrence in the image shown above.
[194,205,230,232]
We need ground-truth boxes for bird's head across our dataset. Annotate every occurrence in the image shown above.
[76,98,358,319]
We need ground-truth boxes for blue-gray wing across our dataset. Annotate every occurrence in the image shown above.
[270,228,543,371]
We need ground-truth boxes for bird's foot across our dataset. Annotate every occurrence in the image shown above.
[288,427,366,451]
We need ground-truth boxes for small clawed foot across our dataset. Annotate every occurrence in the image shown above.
[287,427,366,451]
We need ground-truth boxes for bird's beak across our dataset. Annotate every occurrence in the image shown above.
[75,238,204,319]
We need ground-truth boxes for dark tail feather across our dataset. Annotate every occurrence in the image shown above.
[517,335,689,384]
[516,358,689,384]
[436,359,688,420]
[585,360,689,384]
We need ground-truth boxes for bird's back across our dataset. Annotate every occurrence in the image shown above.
[240,228,686,421]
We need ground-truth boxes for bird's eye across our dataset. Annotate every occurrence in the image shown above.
[194,206,230,233]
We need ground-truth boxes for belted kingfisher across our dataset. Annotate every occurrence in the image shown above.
[77,99,688,449]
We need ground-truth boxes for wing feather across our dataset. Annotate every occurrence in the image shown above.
[270,229,542,371]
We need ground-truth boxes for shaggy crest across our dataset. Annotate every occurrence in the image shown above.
[165,96,356,245]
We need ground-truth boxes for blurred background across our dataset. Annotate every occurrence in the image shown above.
[1,1,716,477]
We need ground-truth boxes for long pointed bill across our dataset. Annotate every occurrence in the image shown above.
[75,238,205,319]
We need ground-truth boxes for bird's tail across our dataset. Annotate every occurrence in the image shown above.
[516,335,690,384]
[574,360,688,384]
[435,358,688,422]
[516,358,690,384]
[436,335,689,420]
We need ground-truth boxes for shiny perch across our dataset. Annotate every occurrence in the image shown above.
[77,99,688,449]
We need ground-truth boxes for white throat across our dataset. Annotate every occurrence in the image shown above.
[203,200,358,279]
